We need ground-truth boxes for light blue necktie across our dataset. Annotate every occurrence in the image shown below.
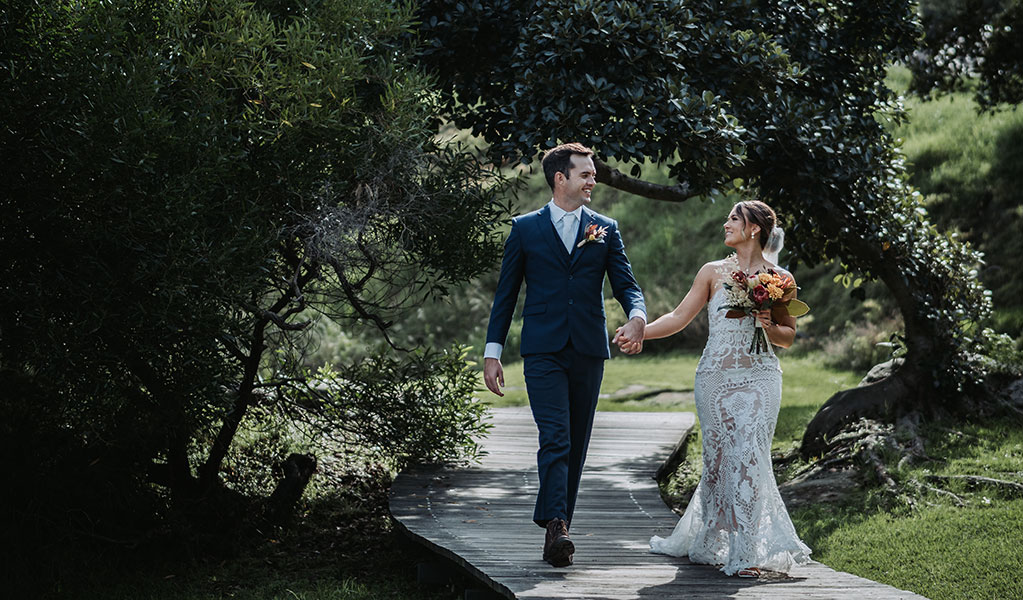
[560,213,577,253]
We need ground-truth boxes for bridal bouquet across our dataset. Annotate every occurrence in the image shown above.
[721,268,810,353]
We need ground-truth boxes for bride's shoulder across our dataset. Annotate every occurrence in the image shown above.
[696,260,726,279]
[703,255,737,269]
[703,255,739,276]
[695,258,737,292]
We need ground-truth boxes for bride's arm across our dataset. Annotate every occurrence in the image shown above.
[644,264,715,340]
[756,276,798,348]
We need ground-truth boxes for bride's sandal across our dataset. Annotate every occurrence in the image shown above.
[737,567,762,578]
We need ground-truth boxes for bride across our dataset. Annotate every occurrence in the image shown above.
[629,200,810,577]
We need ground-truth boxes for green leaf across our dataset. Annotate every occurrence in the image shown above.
[784,299,811,317]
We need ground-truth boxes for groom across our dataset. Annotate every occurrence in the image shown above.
[483,142,646,567]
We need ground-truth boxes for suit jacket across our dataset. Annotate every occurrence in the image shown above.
[485,204,645,359]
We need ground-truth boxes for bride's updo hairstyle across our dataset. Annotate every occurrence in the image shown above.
[733,200,778,251]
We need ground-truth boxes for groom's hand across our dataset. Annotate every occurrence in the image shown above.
[484,358,505,396]
[613,317,645,355]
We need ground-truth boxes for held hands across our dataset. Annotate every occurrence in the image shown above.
[483,357,505,397]
[612,317,645,355]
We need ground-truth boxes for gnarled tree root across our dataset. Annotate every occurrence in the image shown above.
[801,367,920,460]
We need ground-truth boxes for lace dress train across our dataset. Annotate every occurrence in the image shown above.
[650,280,811,575]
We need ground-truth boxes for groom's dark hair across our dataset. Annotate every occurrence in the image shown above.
[542,142,594,190]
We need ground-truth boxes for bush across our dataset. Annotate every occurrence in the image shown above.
[1,0,506,563]
[820,315,905,373]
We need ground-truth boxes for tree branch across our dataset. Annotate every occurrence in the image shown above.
[218,335,247,363]
[594,158,697,202]
[328,261,407,351]
[907,478,967,507]
[199,265,319,490]
[261,309,310,331]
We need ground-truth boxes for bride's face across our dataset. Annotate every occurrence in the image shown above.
[723,209,750,248]
[724,204,765,246]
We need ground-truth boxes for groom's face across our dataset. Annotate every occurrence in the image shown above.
[561,154,597,205]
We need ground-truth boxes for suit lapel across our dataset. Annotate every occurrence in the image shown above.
[534,205,571,267]
[569,207,596,269]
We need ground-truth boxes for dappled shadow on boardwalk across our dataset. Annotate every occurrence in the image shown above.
[391,408,929,599]
[633,562,811,600]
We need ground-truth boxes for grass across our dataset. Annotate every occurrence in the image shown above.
[37,470,468,600]
[792,419,1023,600]
[484,354,699,410]
[69,570,428,600]
[796,501,1023,600]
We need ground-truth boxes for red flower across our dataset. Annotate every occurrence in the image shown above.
[751,285,770,305]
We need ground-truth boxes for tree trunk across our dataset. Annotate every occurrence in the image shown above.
[198,264,316,491]
[798,197,948,458]
[198,325,265,490]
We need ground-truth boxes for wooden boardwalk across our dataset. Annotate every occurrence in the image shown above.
[391,406,929,599]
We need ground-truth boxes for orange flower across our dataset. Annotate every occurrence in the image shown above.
[577,223,609,247]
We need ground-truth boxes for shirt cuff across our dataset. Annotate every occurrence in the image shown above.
[628,309,647,323]
[484,342,503,361]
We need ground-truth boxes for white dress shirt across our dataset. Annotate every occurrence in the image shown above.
[550,201,583,253]
[484,201,646,361]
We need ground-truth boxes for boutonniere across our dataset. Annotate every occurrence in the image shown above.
[577,223,608,248]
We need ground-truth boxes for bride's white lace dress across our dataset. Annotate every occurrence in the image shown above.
[650,264,811,575]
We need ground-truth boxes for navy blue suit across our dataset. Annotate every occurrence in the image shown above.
[486,204,645,527]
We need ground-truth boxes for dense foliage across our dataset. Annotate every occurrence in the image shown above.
[412,0,998,454]
[0,0,507,553]
[908,0,1023,108]
[417,0,772,192]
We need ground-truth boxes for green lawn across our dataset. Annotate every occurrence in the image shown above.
[792,418,1023,600]
[796,500,1023,600]
[483,354,700,410]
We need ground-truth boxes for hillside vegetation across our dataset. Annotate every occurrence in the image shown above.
[889,66,1023,339]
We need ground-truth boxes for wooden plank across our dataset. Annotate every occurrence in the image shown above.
[391,406,930,600]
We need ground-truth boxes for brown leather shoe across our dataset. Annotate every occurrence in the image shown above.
[542,518,574,567]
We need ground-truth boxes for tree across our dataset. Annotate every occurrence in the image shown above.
[411,0,997,457]
[0,0,508,547]
[908,0,1023,108]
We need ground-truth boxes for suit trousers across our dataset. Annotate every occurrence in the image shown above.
[523,342,604,528]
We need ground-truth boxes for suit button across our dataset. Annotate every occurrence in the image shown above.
[568,299,574,305]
